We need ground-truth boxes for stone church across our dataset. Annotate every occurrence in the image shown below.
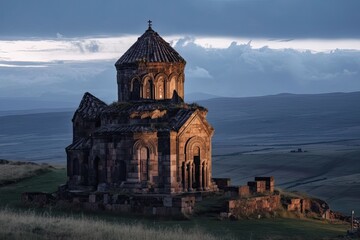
[66,22,215,194]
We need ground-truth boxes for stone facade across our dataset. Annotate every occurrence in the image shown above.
[66,24,215,194]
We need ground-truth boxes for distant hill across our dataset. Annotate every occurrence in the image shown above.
[0,97,77,112]
[200,91,360,146]
[185,92,222,102]
[0,91,359,162]
[0,111,73,163]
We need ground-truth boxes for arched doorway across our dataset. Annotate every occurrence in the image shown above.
[193,146,201,190]
[184,136,208,191]
[140,147,149,182]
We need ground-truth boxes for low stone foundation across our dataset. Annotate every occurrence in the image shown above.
[22,191,196,217]
[21,192,56,207]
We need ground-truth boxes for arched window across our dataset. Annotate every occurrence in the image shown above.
[156,76,165,99]
[143,78,153,99]
[168,76,177,98]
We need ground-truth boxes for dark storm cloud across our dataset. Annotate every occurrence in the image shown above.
[0,0,359,38]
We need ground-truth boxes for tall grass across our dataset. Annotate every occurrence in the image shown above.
[0,208,220,240]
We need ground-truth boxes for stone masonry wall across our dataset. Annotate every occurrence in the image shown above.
[227,195,281,218]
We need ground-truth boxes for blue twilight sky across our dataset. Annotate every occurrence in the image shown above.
[0,0,360,109]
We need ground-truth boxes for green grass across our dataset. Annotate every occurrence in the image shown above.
[0,168,350,239]
[0,167,66,207]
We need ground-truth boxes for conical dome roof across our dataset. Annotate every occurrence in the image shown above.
[115,26,186,66]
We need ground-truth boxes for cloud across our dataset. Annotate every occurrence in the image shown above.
[0,35,359,111]
[176,39,360,96]
[56,33,64,38]
[71,40,100,53]
[0,37,134,63]
[0,0,359,39]
[187,66,213,79]
[0,61,48,68]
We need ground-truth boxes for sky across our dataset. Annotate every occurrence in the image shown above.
[0,0,360,109]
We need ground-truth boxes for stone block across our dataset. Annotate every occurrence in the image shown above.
[89,194,96,203]
[248,181,266,193]
[103,194,109,204]
[163,197,173,207]
[119,204,131,212]
[212,178,231,189]
[255,176,275,193]
[220,212,231,218]
[239,185,250,197]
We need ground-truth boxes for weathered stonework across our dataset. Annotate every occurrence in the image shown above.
[65,25,215,194]
[227,195,281,218]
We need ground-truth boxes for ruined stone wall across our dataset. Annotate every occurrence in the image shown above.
[27,192,196,217]
[248,180,267,193]
[213,178,231,189]
[224,186,250,198]
[227,195,281,218]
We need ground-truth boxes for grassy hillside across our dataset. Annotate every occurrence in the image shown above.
[0,160,52,186]
[0,167,66,207]
[0,168,350,240]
